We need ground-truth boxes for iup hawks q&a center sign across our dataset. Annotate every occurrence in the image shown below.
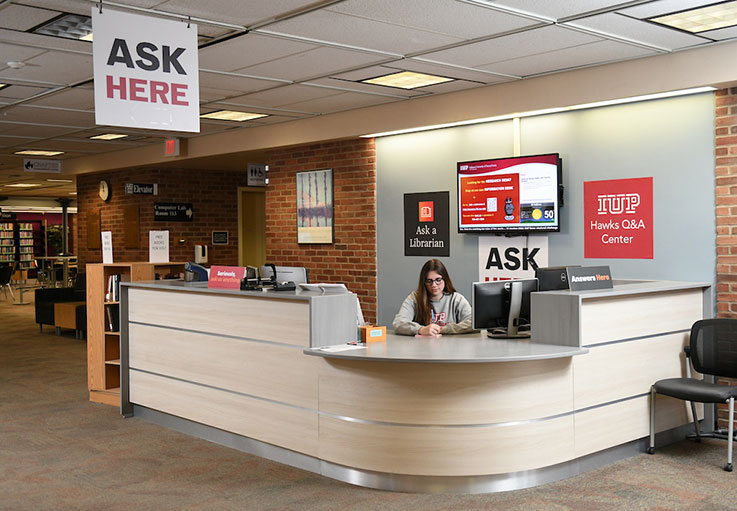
[92,7,199,132]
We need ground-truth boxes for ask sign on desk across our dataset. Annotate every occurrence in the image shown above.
[92,7,200,132]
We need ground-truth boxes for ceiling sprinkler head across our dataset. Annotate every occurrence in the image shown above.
[7,61,26,69]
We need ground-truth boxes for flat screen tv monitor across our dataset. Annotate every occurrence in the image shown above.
[458,153,562,233]
[472,278,539,338]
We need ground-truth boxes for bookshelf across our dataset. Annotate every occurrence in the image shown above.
[87,262,184,407]
[0,222,14,265]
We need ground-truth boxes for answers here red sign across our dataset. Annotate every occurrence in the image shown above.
[584,177,653,259]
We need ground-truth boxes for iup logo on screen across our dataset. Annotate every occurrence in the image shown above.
[419,201,434,222]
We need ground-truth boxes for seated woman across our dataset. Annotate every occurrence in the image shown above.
[392,259,473,336]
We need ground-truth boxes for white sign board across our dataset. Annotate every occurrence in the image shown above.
[92,7,200,132]
[149,230,170,263]
[101,231,114,264]
[23,159,61,173]
[478,235,548,282]
[247,163,267,186]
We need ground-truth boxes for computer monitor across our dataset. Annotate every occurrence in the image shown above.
[535,265,579,291]
[472,278,538,338]
[260,265,309,284]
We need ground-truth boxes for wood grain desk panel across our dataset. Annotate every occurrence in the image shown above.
[574,395,701,458]
[318,415,574,476]
[573,332,690,409]
[580,289,702,346]
[129,323,320,409]
[130,370,318,457]
[318,357,573,424]
[128,287,310,347]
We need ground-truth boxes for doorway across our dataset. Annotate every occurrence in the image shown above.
[238,188,266,267]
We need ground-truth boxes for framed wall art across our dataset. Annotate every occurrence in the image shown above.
[297,168,334,244]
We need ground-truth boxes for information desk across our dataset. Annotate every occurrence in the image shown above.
[120,279,710,494]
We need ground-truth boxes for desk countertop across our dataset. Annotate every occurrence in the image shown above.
[304,333,588,363]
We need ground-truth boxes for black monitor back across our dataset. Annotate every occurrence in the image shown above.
[536,266,579,291]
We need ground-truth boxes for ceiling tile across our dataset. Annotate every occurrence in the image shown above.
[21,0,162,16]
[27,88,95,110]
[0,27,92,53]
[234,46,388,81]
[0,4,61,31]
[566,12,709,50]
[262,10,462,55]
[199,33,316,72]
[0,51,92,86]
[489,0,644,20]
[699,25,737,41]
[389,59,512,85]
[327,0,540,38]
[1,106,95,127]
[0,124,82,138]
[479,39,656,77]
[156,0,324,27]
[0,84,49,100]
[422,25,602,69]
[616,0,718,18]
[279,91,400,114]
[198,71,281,94]
[305,77,426,98]
[223,84,342,108]
[0,42,49,68]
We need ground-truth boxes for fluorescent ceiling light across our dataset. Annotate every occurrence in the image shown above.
[69,192,77,195]
[15,150,64,156]
[46,178,73,183]
[361,71,453,89]
[32,13,93,41]
[362,87,716,138]
[0,84,7,90]
[6,183,41,188]
[90,133,128,140]
[650,1,737,33]
[200,110,268,122]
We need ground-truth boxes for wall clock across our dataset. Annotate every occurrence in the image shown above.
[99,179,111,202]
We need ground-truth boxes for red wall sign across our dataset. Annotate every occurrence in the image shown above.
[208,265,246,289]
[584,177,653,259]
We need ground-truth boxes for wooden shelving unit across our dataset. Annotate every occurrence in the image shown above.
[87,262,184,407]
[0,222,14,265]
[18,223,34,270]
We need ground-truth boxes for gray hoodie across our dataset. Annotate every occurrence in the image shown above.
[392,291,473,335]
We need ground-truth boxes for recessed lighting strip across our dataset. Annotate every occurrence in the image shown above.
[361,86,716,138]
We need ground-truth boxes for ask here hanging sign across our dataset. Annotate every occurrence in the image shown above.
[92,7,200,132]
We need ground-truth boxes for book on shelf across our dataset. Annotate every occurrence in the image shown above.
[105,305,120,332]
[106,274,121,302]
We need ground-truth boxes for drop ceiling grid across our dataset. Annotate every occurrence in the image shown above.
[263,9,464,55]
[617,0,719,18]
[2,51,92,85]
[489,0,659,20]
[385,59,513,84]
[197,72,283,96]
[0,106,95,126]
[0,27,92,52]
[155,0,324,26]
[198,33,318,72]
[276,90,401,114]
[221,84,347,109]
[305,77,428,98]
[565,12,711,50]
[0,84,50,100]
[479,39,657,77]
[27,88,95,110]
[233,46,390,82]
[421,25,604,68]
[325,0,541,39]
[0,4,61,32]
[0,124,85,139]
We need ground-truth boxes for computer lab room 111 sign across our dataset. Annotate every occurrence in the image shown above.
[92,6,199,132]
[584,177,653,259]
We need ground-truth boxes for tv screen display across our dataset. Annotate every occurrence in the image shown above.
[458,153,561,233]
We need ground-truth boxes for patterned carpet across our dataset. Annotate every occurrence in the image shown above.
[1,292,736,510]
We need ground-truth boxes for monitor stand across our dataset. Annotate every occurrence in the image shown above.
[487,280,532,339]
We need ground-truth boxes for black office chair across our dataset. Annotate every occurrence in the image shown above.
[0,262,14,300]
[648,318,737,471]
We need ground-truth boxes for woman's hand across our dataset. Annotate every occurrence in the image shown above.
[418,323,442,336]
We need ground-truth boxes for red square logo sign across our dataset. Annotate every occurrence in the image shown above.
[584,177,653,259]
[419,201,434,222]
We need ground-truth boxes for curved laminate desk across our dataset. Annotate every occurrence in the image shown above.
[120,279,710,494]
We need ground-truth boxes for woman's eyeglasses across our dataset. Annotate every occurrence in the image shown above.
[425,277,444,286]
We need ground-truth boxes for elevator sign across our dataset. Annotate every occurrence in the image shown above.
[92,7,200,132]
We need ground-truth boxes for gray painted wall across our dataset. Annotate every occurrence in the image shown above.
[376,93,716,326]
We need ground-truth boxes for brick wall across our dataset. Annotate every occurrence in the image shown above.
[77,167,250,268]
[265,138,377,323]
[715,87,737,430]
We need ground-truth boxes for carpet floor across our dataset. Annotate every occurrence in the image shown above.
[1,291,736,510]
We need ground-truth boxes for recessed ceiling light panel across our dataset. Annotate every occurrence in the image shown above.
[6,183,41,188]
[32,13,93,41]
[650,1,737,33]
[90,133,128,140]
[14,150,64,156]
[361,71,454,90]
[200,110,268,122]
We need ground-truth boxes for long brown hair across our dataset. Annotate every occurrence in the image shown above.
[414,259,457,325]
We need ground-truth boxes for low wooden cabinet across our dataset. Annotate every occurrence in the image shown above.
[87,262,183,406]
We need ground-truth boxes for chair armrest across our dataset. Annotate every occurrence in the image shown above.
[684,346,691,358]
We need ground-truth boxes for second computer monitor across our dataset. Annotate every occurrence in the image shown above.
[260,265,309,284]
[472,278,538,338]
